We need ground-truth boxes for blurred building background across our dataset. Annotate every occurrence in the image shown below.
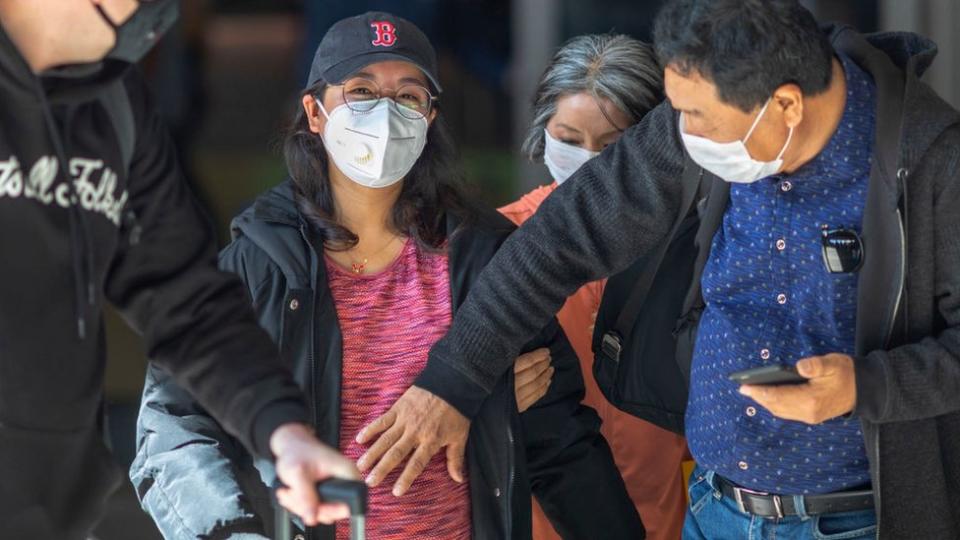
[95,1,960,537]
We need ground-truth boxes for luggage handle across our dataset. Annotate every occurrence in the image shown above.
[274,479,369,540]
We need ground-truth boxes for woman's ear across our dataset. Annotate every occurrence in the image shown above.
[426,107,438,127]
[303,94,326,135]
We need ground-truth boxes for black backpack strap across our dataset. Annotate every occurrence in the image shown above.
[679,168,731,320]
[100,78,135,174]
[600,162,705,362]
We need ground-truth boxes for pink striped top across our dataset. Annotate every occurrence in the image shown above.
[325,239,471,540]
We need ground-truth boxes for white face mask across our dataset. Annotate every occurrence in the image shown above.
[317,99,429,188]
[543,129,600,185]
[679,98,794,184]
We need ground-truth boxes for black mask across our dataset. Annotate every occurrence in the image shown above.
[95,0,179,64]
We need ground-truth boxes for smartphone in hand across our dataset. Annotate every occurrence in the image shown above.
[728,364,809,386]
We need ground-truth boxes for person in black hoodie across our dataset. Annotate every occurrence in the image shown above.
[0,2,359,538]
[131,12,643,540]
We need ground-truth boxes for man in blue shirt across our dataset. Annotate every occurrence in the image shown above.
[687,51,875,495]
[657,3,881,537]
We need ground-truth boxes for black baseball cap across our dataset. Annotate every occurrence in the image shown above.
[307,12,442,94]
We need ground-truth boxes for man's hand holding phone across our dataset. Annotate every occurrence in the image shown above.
[733,354,857,424]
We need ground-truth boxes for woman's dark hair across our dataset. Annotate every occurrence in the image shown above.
[283,82,474,251]
[653,0,835,112]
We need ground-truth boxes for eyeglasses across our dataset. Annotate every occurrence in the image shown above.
[820,225,863,274]
[328,77,437,120]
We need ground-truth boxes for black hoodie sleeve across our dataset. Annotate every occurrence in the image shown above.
[416,101,687,417]
[103,70,308,459]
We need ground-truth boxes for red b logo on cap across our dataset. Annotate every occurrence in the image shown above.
[371,21,397,47]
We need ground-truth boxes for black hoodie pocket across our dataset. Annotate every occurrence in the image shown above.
[0,423,122,539]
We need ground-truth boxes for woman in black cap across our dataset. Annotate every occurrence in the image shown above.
[130,11,643,540]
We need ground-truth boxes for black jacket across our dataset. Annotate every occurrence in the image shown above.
[0,25,309,540]
[130,182,643,539]
[418,26,960,538]
[592,197,700,435]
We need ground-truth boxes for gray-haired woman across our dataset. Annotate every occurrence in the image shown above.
[501,33,688,540]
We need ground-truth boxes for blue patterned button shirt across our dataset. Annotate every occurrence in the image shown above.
[686,54,876,495]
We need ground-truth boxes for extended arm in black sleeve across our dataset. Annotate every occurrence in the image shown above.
[416,101,687,417]
[104,71,307,458]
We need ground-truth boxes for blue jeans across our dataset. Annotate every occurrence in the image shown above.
[683,466,877,540]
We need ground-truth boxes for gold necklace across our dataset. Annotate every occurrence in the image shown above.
[348,235,401,274]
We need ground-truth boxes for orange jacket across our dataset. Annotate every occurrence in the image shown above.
[500,182,687,540]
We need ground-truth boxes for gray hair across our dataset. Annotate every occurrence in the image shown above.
[522,34,664,161]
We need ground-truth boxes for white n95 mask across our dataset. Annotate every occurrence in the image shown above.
[318,99,429,188]
[679,98,794,184]
[543,129,600,185]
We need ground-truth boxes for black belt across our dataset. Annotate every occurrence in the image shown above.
[716,475,874,519]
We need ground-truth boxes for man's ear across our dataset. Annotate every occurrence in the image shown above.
[774,83,804,130]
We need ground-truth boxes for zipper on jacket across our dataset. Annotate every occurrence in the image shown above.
[298,224,322,431]
[887,167,910,347]
[874,167,909,530]
[307,323,320,540]
[886,207,906,346]
[301,223,323,540]
[504,386,515,539]
[873,431,882,530]
[872,207,905,534]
